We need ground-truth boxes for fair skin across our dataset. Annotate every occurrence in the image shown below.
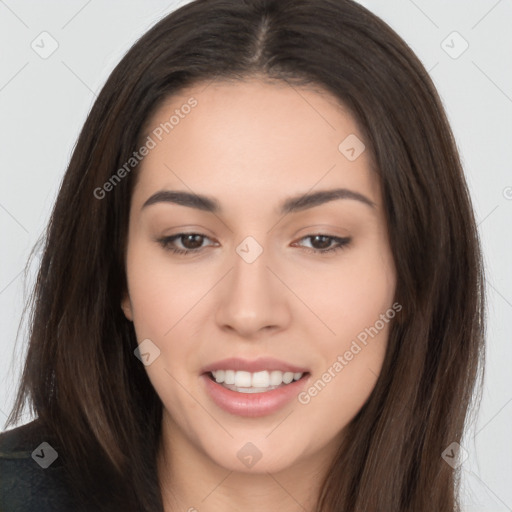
[121,78,397,512]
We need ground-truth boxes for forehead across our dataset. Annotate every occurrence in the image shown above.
[132,78,379,212]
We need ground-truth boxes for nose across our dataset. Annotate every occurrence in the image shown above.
[214,241,291,339]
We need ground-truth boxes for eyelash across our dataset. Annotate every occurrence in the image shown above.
[157,233,351,256]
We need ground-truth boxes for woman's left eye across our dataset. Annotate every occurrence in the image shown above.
[157,233,351,256]
[293,234,351,254]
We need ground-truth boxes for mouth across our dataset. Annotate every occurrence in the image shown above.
[200,369,311,417]
[203,369,311,393]
[199,356,312,416]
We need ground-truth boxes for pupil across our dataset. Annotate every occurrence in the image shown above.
[183,234,203,249]
[313,235,330,249]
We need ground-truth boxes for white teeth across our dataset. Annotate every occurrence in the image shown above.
[269,370,283,386]
[252,371,270,387]
[214,369,225,383]
[282,372,294,384]
[224,370,235,385]
[210,369,304,388]
[234,371,252,387]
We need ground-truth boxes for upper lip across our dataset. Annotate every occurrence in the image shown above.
[201,357,310,374]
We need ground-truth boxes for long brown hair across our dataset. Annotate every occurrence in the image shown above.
[6,0,485,510]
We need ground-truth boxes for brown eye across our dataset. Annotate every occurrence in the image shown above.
[157,233,214,255]
[294,234,351,255]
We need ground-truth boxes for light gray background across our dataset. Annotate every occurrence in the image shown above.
[0,1,511,510]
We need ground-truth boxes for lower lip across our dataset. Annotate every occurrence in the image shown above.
[200,373,311,418]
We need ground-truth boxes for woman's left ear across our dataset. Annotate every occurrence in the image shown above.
[121,293,134,322]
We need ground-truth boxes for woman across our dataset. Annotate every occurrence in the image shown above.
[0,0,485,510]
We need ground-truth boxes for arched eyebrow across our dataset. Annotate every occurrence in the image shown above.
[141,188,376,214]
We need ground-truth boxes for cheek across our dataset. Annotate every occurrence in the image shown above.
[299,308,392,438]
[293,239,395,344]
[124,241,212,396]
[124,242,199,414]
[125,240,202,338]
[300,242,395,412]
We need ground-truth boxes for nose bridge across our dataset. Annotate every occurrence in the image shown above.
[231,234,273,306]
[215,233,288,335]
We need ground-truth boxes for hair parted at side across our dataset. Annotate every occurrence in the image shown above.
[6,0,485,511]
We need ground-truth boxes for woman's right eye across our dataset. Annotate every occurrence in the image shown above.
[157,233,215,255]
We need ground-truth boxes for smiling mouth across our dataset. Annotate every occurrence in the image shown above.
[205,369,310,393]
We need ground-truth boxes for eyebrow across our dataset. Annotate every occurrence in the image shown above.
[141,188,376,215]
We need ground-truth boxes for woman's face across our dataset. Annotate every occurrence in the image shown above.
[122,78,397,475]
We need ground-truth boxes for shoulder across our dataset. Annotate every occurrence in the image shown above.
[0,418,85,512]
